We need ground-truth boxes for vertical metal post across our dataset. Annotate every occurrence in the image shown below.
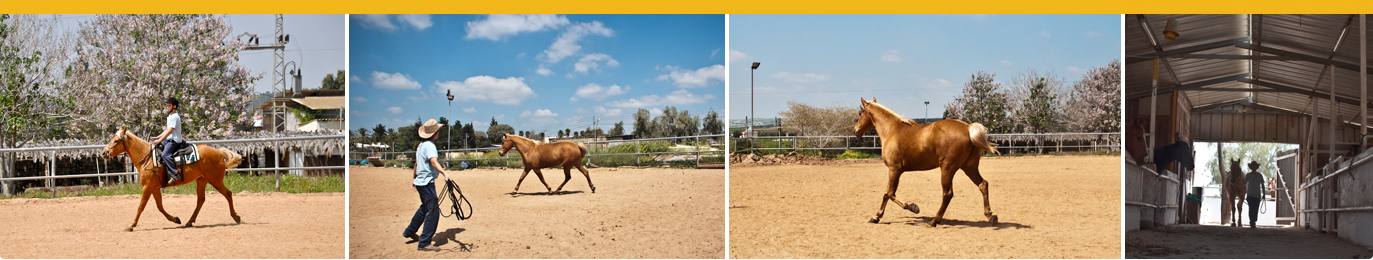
[1362,14,1368,150]
[1331,65,1338,164]
[635,139,641,167]
[274,142,282,192]
[46,151,55,190]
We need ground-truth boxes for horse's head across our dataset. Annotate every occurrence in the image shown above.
[1229,159,1243,176]
[499,133,517,156]
[102,127,129,159]
[854,97,877,137]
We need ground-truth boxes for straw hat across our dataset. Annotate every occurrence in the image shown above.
[1248,160,1260,170]
[417,118,443,139]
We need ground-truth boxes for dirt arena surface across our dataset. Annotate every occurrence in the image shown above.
[1127,224,1373,258]
[348,166,724,258]
[729,155,1120,258]
[0,192,344,258]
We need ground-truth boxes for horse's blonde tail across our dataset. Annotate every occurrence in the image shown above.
[217,147,244,169]
[968,123,1000,155]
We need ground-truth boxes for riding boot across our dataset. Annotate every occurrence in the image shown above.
[165,167,182,187]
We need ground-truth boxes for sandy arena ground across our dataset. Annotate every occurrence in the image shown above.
[1127,224,1373,258]
[348,166,725,258]
[0,192,344,258]
[729,155,1121,258]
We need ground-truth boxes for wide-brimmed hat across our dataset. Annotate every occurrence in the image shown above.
[417,118,443,139]
[1248,160,1260,169]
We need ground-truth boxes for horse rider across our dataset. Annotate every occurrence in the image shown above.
[150,97,184,186]
[404,118,451,251]
[1245,160,1265,229]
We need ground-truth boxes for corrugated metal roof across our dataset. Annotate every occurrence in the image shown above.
[1127,14,1372,121]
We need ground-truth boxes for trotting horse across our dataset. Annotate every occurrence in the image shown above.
[855,98,1000,227]
[499,133,595,193]
[102,127,244,231]
[1223,159,1247,226]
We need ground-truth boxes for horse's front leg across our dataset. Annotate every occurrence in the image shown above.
[151,187,181,225]
[870,169,916,223]
[127,189,152,232]
[513,168,532,192]
[532,169,552,192]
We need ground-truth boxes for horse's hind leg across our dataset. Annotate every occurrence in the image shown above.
[209,178,241,224]
[150,188,181,225]
[963,166,998,224]
[929,167,957,227]
[184,180,208,227]
[533,169,552,192]
[576,165,595,193]
[555,167,572,192]
[127,190,152,232]
[514,168,532,192]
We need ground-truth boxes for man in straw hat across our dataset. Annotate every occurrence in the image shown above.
[1244,160,1265,229]
[404,118,451,251]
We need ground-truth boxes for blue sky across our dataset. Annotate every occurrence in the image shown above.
[729,15,1121,121]
[350,15,725,133]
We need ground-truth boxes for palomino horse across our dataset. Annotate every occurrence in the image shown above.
[1223,159,1247,226]
[499,133,595,193]
[855,98,1000,227]
[1151,135,1195,174]
[102,128,244,231]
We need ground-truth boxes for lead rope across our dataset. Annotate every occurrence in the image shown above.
[437,178,473,220]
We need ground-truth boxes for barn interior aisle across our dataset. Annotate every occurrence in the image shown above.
[1125,14,1373,258]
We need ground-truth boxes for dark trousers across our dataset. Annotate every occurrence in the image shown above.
[404,182,440,247]
[1247,197,1261,227]
[160,139,181,179]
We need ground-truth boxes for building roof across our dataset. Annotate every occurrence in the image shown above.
[291,96,345,110]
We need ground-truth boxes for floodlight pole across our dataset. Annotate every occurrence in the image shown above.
[750,61,761,136]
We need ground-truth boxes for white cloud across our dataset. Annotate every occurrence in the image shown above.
[572,83,629,101]
[370,71,421,90]
[463,107,477,113]
[594,106,624,118]
[880,50,903,63]
[573,53,619,74]
[350,75,362,83]
[657,64,725,88]
[999,59,1013,66]
[608,89,711,109]
[729,49,751,64]
[543,21,613,63]
[355,15,432,31]
[354,15,396,31]
[535,65,553,76]
[387,106,403,114]
[353,97,367,104]
[434,76,536,105]
[465,14,569,41]
[396,15,433,30]
[1039,30,1053,38]
[930,78,954,88]
[520,109,559,120]
[772,71,831,84]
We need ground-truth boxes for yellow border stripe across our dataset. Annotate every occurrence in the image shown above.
[1,0,1371,14]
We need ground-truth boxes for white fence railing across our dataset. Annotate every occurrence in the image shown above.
[731,132,1119,154]
[0,134,346,195]
[350,134,728,169]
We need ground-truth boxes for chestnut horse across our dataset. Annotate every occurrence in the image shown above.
[499,133,595,193]
[1222,159,1247,226]
[102,128,244,231]
[855,98,1000,227]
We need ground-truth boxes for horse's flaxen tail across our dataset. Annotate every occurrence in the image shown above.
[217,147,244,169]
[968,123,1000,155]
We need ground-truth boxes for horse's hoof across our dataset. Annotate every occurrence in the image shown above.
[988,214,999,224]
[125,227,134,232]
[591,187,596,193]
[903,204,921,214]
[171,217,182,224]
[867,217,880,224]
[232,215,242,224]
[927,221,939,227]
[183,223,194,228]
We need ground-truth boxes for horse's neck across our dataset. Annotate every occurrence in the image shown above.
[514,138,537,153]
[124,134,153,167]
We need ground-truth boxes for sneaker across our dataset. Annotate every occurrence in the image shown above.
[417,245,441,252]
[402,233,419,243]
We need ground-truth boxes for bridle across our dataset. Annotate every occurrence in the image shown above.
[113,131,155,168]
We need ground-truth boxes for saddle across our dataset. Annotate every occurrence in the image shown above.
[153,141,201,168]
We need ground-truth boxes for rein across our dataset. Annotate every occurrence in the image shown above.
[438,178,473,220]
[120,133,156,169]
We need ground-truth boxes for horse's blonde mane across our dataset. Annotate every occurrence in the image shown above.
[865,100,919,125]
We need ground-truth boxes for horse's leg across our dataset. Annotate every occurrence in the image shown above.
[514,168,532,192]
[184,180,208,227]
[869,169,913,223]
[150,188,181,225]
[555,167,572,192]
[576,165,595,193]
[533,169,552,192]
[963,166,997,224]
[209,177,241,224]
[127,189,152,232]
[929,167,958,227]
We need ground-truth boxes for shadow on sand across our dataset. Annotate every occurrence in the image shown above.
[507,190,584,197]
[890,216,1032,230]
